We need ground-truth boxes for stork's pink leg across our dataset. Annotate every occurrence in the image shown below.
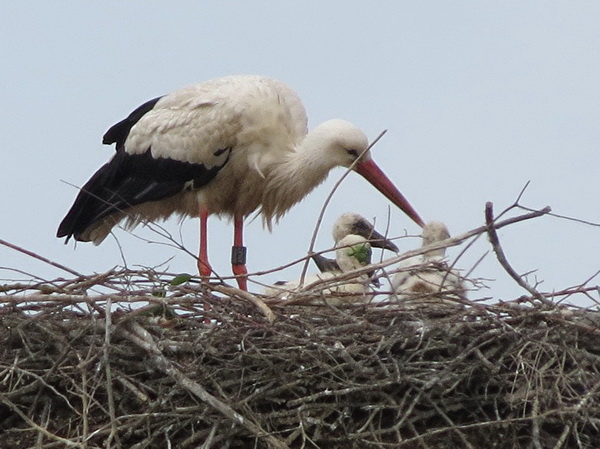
[231,215,248,291]
[198,206,212,280]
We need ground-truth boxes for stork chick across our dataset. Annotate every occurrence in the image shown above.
[266,234,374,305]
[391,221,466,312]
[312,212,397,286]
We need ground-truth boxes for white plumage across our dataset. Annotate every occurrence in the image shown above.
[265,234,374,305]
[312,212,398,286]
[391,221,467,312]
[58,75,424,291]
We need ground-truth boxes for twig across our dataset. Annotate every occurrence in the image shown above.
[35,400,51,449]
[518,205,600,228]
[552,378,600,449]
[103,297,119,448]
[0,238,82,277]
[211,284,275,323]
[76,352,90,448]
[360,206,553,288]
[485,202,554,307]
[0,394,80,446]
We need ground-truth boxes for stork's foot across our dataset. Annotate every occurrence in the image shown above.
[231,245,248,291]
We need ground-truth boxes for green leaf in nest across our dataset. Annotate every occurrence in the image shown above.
[170,273,193,286]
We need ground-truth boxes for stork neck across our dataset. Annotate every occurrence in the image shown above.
[422,247,447,260]
[275,144,336,204]
[293,138,338,177]
[260,133,340,226]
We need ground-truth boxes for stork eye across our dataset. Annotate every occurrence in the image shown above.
[346,149,359,157]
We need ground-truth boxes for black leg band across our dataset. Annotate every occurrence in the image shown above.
[231,245,247,265]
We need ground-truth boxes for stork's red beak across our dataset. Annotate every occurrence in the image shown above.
[355,159,425,228]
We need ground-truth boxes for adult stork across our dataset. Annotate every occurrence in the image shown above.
[57,75,424,290]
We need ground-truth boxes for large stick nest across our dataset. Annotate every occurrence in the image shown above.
[1,204,599,448]
[1,278,600,449]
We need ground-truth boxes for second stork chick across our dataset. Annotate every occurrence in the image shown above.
[391,221,467,313]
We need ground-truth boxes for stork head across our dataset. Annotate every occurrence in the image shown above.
[420,221,451,259]
[310,119,424,228]
[309,119,371,167]
[421,221,451,246]
[333,212,399,252]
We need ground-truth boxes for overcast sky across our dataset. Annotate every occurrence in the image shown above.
[1,2,598,307]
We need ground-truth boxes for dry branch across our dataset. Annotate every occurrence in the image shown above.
[1,199,599,448]
[485,202,554,307]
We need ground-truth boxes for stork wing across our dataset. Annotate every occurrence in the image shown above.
[57,91,233,243]
[311,254,340,273]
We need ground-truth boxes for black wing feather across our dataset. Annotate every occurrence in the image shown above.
[311,254,340,273]
[57,95,231,242]
[102,96,163,149]
[57,148,231,242]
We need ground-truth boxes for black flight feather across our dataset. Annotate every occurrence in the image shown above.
[102,96,163,149]
[57,96,232,242]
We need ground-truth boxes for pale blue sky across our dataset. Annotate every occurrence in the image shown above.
[1,2,598,305]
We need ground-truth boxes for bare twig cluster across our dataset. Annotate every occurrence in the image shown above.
[1,283,600,448]
[1,195,599,448]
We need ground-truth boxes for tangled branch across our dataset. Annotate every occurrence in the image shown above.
[1,193,599,448]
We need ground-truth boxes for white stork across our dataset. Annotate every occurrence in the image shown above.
[57,75,424,291]
[265,234,374,304]
[312,212,398,286]
[391,221,467,312]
